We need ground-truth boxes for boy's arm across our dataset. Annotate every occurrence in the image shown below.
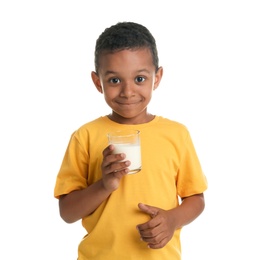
[59,179,111,223]
[59,145,130,223]
[172,193,205,228]
[137,193,205,249]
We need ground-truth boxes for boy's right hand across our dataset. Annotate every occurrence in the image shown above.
[101,144,130,192]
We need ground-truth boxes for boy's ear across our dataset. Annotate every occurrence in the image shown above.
[153,66,163,90]
[91,71,103,93]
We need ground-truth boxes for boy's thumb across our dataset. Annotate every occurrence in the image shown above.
[138,203,158,218]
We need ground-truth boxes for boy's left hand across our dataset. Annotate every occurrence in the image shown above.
[136,203,175,249]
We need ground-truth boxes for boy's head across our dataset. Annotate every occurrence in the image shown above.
[94,22,159,74]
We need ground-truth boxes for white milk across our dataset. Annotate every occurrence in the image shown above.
[113,143,141,174]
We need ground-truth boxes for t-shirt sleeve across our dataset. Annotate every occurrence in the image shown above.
[176,131,208,198]
[54,132,89,199]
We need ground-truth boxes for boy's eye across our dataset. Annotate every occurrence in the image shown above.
[110,78,120,84]
[135,76,145,83]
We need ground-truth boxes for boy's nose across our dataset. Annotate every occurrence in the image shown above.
[120,81,135,97]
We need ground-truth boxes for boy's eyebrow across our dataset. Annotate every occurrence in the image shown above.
[104,69,152,76]
[104,70,117,76]
[137,69,152,74]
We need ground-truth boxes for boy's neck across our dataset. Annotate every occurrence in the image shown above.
[107,113,155,125]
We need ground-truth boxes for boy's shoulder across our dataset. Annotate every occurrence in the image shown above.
[71,117,106,137]
[156,116,188,130]
[80,116,105,128]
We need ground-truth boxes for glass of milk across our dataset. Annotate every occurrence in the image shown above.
[107,130,141,174]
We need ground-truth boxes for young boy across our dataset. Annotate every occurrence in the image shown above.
[54,21,208,260]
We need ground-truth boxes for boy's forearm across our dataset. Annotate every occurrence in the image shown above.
[59,179,111,223]
[170,193,205,229]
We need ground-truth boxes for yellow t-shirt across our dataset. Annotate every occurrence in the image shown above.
[54,116,208,260]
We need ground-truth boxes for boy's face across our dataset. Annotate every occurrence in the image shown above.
[92,48,163,124]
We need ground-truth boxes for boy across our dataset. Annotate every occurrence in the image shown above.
[54,21,208,259]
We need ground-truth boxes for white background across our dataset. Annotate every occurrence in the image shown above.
[0,0,257,259]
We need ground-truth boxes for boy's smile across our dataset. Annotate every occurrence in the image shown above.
[92,48,163,124]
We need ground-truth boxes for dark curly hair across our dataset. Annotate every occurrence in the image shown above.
[94,22,159,73]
